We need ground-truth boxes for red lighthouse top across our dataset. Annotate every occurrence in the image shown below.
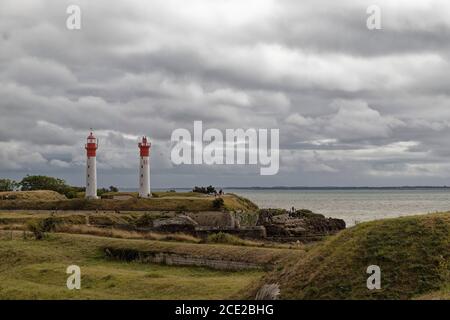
[85,132,98,157]
[138,136,151,157]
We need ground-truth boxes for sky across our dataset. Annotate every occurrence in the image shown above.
[1,0,450,188]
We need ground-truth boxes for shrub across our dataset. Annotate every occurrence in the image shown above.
[17,175,85,198]
[175,205,188,213]
[40,217,58,232]
[26,217,59,240]
[212,198,224,209]
[206,232,246,245]
[26,221,45,240]
[65,190,79,199]
[135,213,154,227]
[20,175,67,193]
[97,188,109,197]
[193,185,216,194]
[0,179,18,192]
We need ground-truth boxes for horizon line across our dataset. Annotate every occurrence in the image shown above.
[117,185,450,190]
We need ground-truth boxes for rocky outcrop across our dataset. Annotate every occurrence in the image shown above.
[256,209,345,241]
[153,215,198,233]
[188,211,238,228]
[195,226,266,239]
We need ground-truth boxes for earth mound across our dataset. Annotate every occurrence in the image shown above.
[245,213,450,299]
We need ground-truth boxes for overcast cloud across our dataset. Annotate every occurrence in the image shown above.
[1,0,450,187]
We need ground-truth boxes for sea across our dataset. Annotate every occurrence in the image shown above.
[224,188,450,226]
[143,187,450,227]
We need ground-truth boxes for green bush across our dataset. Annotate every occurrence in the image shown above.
[175,205,188,213]
[40,217,58,232]
[193,185,216,194]
[134,213,154,227]
[26,221,44,240]
[18,175,85,198]
[65,190,79,199]
[20,175,67,193]
[0,179,18,192]
[26,217,59,240]
[212,198,224,209]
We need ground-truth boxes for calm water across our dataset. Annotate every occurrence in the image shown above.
[225,189,450,226]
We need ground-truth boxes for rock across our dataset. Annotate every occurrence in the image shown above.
[153,215,198,233]
[255,283,280,300]
[188,211,236,228]
[256,209,345,241]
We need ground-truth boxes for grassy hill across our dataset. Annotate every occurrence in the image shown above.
[243,213,450,300]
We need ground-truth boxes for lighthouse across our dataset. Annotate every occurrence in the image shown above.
[85,132,99,199]
[138,136,151,198]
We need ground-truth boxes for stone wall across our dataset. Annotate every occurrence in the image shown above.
[141,252,263,270]
[104,247,265,271]
[194,226,266,239]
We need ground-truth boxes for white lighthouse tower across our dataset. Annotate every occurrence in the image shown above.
[138,136,151,198]
[85,132,99,199]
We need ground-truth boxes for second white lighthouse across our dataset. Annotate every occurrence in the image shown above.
[85,132,99,199]
[138,136,151,198]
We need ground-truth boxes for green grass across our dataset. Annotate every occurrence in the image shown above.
[414,284,450,300]
[242,213,450,300]
[0,233,267,299]
[0,210,168,227]
[0,193,258,213]
[101,191,208,199]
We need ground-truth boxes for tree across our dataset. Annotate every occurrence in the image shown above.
[97,187,109,197]
[0,179,18,192]
[19,175,68,193]
[206,185,216,194]
[17,175,85,198]
[109,186,119,192]
[193,186,207,193]
[193,185,217,194]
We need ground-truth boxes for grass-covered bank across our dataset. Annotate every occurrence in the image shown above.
[0,232,277,299]
[0,231,303,299]
[242,213,450,300]
[0,192,258,213]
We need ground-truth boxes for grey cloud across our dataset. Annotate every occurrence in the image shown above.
[1,0,450,187]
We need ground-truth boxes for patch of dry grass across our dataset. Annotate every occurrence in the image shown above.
[0,190,67,201]
[0,223,25,231]
[54,224,201,243]
[205,232,261,247]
